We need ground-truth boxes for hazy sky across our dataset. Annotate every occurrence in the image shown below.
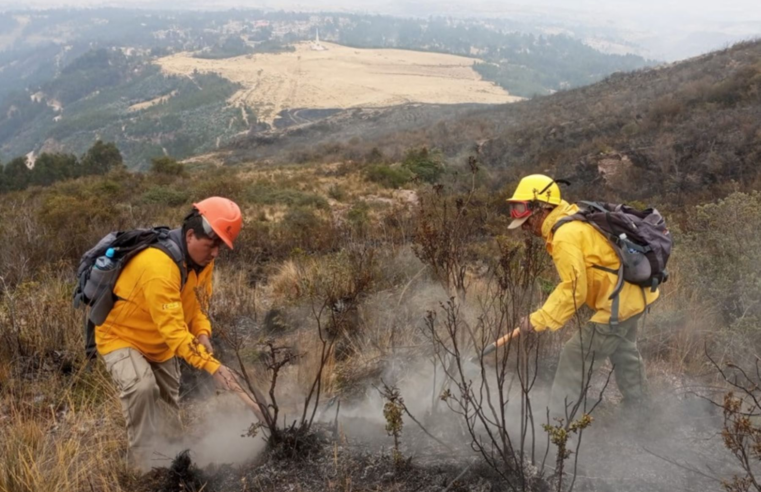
[2,0,759,21]
[1,0,758,60]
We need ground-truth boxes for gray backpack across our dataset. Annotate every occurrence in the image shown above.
[72,227,187,360]
[552,201,671,325]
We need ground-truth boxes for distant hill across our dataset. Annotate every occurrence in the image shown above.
[0,8,651,169]
[222,40,761,207]
[157,42,521,126]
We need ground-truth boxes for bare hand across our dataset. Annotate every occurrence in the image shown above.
[518,316,535,335]
[212,365,237,391]
[198,334,214,355]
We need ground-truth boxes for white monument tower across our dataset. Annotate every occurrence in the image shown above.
[311,27,327,51]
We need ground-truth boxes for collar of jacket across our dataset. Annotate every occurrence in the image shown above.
[540,200,579,248]
[168,228,205,274]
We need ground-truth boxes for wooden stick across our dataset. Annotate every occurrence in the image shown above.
[480,327,521,357]
[227,377,266,423]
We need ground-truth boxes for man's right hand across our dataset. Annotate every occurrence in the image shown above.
[212,365,237,391]
[518,316,535,335]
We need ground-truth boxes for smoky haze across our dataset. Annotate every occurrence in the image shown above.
[0,0,758,60]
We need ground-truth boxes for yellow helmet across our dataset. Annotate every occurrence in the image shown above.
[507,174,562,205]
[507,174,562,230]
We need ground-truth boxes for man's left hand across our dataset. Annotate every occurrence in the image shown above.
[198,334,214,355]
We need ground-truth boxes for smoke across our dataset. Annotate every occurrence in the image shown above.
[148,393,265,470]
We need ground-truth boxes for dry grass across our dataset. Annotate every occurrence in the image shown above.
[0,372,129,492]
[0,273,134,492]
[0,155,752,490]
[157,42,520,124]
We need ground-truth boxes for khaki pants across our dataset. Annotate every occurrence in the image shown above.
[102,348,181,470]
[549,313,647,420]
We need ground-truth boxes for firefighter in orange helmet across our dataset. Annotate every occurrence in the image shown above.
[95,197,243,471]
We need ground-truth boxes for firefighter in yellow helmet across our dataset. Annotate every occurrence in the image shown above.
[507,175,658,418]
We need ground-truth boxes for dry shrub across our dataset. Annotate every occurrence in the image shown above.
[269,260,303,302]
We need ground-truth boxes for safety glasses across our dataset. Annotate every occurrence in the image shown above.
[200,216,226,248]
[508,201,533,219]
[200,216,217,238]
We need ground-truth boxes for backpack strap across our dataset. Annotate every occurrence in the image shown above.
[578,200,608,213]
[152,230,188,290]
[610,291,620,327]
[552,207,627,327]
[550,213,586,235]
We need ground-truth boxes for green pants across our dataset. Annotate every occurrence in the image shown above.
[549,313,647,420]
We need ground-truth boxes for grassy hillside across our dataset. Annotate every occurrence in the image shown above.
[226,40,761,208]
[0,48,253,170]
[2,41,760,492]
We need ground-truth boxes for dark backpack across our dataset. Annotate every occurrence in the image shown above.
[551,201,671,325]
[72,227,187,360]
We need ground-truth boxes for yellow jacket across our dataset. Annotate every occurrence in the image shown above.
[95,247,220,374]
[529,200,659,332]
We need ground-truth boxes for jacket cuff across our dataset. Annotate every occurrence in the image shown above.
[530,310,563,332]
[204,359,221,374]
[195,328,212,338]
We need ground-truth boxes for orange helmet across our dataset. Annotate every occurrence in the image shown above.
[193,197,242,249]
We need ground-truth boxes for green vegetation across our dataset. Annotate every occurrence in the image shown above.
[0,140,122,193]
[247,181,330,209]
[150,156,187,177]
[401,147,443,184]
[195,36,256,59]
[0,48,244,169]
[365,164,414,189]
[683,192,761,331]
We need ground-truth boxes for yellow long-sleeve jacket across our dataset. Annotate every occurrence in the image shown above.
[529,200,659,332]
[95,245,220,374]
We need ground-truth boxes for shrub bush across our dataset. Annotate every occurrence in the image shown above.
[247,181,329,209]
[402,147,444,183]
[365,164,413,189]
[150,156,187,177]
[682,191,761,329]
[141,186,190,206]
[328,184,348,202]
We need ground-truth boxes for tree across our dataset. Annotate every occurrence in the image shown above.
[3,157,31,192]
[150,156,186,177]
[81,140,123,176]
[31,153,79,187]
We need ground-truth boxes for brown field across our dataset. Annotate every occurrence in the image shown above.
[156,42,520,124]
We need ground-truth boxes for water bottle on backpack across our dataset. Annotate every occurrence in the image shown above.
[94,248,117,271]
[82,247,120,306]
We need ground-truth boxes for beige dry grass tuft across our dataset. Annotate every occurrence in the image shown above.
[0,370,130,492]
